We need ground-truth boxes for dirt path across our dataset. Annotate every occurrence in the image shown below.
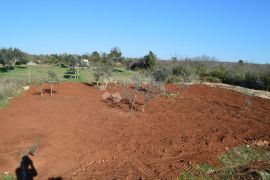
[0,83,270,179]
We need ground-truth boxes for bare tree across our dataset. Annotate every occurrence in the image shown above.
[47,71,58,96]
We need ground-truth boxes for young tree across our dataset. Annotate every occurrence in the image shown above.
[47,71,58,96]
[66,55,80,79]
[93,63,104,85]
[144,51,157,69]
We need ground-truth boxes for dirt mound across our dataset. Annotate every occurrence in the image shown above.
[0,83,270,179]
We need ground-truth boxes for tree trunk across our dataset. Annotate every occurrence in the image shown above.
[28,67,31,84]
[40,88,43,97]
[131,95,136,114]
[50,84,53,96]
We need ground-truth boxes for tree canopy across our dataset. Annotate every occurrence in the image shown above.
[0,48,27,69]
[144,51,157,69]
[91,51,101,62]
[107,47,123,63]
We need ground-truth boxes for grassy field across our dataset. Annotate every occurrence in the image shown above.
[0,65,134,108]
[0,65,133,83]
[179,145,270,179]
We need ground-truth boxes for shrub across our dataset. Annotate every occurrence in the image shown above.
[221,70,245,86]
[243,72,264,90]
[260,73,270,90]
[166,76,182,84]
[172,65,191,77]
[210,66,228,80]
[131,74,142,89]
[202,76,222,83]
[122,83,137,113]
[0,79,27,108]
[153,67,172,82]
[195,63,209,77]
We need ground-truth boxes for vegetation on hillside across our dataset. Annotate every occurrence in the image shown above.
[1,46,270,108]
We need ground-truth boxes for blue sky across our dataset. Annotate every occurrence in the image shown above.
[0,0,269,63]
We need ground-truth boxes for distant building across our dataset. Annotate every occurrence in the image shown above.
[81,59,89,67]
[27,61,37,66]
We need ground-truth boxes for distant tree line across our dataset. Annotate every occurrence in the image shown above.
[0,47,157,71]
[0,47,269,91]
[25,47,124,66]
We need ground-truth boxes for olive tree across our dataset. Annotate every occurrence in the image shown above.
[0,48,27,71]
[66,55,80,79]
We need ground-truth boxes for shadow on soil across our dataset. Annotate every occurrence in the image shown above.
[15,155,62,180]
[16,155,37,180]
[103,98,144,113]
[82,82,95,87]
[48,177,63,180]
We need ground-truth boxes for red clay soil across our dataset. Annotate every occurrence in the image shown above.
[0,83,270,179]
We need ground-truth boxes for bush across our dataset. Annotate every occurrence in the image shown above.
[260,73,270,90]
[172,65,191,77]
[243,72,264,90]
[0,79,27,107]
[156,60,270,91]
[166,76,182,84]
[221,71,245,86]
[201,76,221,83]
[210,66,228,80]
[153,67,172,82]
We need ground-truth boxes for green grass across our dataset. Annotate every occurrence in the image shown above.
[0,65,81,82]
[178,172,209,180]
[219,145,270,168]
[0,65,133,83]
[178,145,270,180]
[0,65,134,108]
[194,163,216,174]
[0,97,9,108]
[0,174,16,180]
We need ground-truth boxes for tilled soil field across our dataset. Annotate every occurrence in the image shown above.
[0,83,270,179]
